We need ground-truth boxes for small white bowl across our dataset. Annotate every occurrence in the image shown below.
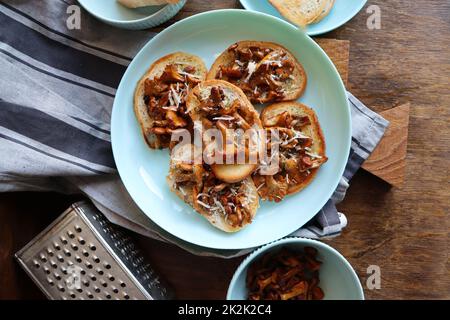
[227,238,365,300]
[78,0,187,30]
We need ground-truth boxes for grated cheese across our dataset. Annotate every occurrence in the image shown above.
[244,61,258,82]
[170,86,182,108]
[262,60,283,67]
[197,200,211,209]
[305,151,322,159]
[213,116,235,121]
[179,71,201,79]
[256,183,265,191]
[213,198,227,216]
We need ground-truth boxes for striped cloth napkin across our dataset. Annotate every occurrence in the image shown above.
[0,0,389,258]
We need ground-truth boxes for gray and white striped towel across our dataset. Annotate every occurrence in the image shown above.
[0,0,389,258]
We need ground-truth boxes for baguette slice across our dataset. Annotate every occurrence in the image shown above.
[312,0,335,23]
[186,80,264,183]
[167,144,259,233]
[134,52,207,149]
[256,102,327,199]
[207,41,306,104]
[118,0,180,9]
[269,0,327,27]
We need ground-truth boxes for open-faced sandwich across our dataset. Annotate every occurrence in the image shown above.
[186,79,264,184]
[207,41,306,104]
[167,144,260,232]
[253,102,327,202]
[134,52,207,149]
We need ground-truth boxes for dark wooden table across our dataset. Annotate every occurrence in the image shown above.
[1,0,449,300]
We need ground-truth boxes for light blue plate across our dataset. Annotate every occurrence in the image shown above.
[77,0,186,30]
[227,238,365,300]
[111,10,351,250]
[240,0,368,36]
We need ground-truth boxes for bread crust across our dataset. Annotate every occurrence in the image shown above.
[134,52,207,149]
[259,101,326,196]
[312,0,335,23]
[207,41,307,104]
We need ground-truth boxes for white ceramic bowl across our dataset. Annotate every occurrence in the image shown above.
[78,0,186,30]
[227,238,365,300]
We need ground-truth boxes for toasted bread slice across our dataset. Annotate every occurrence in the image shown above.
[186,80,264,183]
[312,0,334,23]
[269,0,327,27]
[134,52,207,149]
[254,102,327,201]
[167,144,259,232]
[207,41,306,104]
[118,0,180,9]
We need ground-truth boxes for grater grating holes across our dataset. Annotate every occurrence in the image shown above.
[53,242,61,250]
[50,260,58,269]
[16,205,165,300]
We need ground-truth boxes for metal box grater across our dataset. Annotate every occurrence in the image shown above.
[15,201,174,300]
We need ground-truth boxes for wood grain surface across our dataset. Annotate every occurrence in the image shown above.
[315,38,350,86]
[363,103,410,187]
[1,0,449,300]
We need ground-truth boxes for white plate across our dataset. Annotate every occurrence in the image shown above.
[240,0,368,36]
[111,10,351,249]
